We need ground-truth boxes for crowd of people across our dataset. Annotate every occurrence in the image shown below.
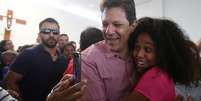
[0,0,201,101]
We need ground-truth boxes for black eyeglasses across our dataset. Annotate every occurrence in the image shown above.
[40,28,60,35]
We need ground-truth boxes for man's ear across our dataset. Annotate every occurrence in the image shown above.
[132,21,138,28]
[37,33,42,39]
[37,33,41,43]
[130,21,137,31]
[38,33,41,37]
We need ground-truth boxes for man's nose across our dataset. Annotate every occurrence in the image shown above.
[105,25,115,35]
[49,32,54,36]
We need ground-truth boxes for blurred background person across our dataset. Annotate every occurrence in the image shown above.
[63,41,76,66]
[0,40,14,65]
[0,40,14,53]
[16,44,34,53]
[0,40,14,84]
[175,40,201,101]
[79,27,103,51]
[0,50,18,85]
[70,41,77,51]
[64,27,103,76]
[57,34,69,53]
[197,38,201,55]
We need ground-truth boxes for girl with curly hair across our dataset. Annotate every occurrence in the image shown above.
[124,17,200,101]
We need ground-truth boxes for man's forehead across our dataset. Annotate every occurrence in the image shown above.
[102,7,126,16]
[101,7,127,21]
[41,22,59,29]
[101,8,129,23]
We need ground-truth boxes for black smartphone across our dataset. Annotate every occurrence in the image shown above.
[72,52,81,84]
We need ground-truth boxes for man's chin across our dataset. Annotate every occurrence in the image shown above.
[105,42,121,52]
[47,46,56,48]
[44,44,56,48]
[109,46,120,52]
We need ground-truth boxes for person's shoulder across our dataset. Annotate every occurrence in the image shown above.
[17,45,40,58]
[142,67,170,80]
[137,67,173,87]
[81,41,108,65]
[20,44,37,52]
[26,44,43,53]
[135,67,175,101]
[82,40,106,56]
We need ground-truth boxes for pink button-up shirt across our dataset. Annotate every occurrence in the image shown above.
[80,41,134,101]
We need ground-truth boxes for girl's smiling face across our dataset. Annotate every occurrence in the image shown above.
[133,32,157,71]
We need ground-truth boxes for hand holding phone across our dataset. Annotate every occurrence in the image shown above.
[73,52,81,84]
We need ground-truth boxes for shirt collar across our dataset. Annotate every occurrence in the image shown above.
[39,44,61,57]
[102,41,131,61]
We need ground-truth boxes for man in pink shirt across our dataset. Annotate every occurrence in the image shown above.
[48,0,137,101]
[79,0,136,100]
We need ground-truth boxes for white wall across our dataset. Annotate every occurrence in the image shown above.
[0,0,101,50]
[136,0,201,42]
[164,0,201,42]
[1,0,201,49]
[136,0,163,18]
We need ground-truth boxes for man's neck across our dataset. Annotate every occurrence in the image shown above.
[44,46,58,61]
[110,47,130,59]
[44,46,57,56]
[118,48,130,59]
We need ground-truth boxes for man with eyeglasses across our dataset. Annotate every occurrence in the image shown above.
[4,18,72,101]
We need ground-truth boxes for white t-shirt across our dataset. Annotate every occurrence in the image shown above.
[176,81,201,101]
[0,87,17,101]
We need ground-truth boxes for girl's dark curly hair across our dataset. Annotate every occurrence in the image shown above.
[128,17,200,85]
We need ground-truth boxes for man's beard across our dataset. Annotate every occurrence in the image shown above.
[42,38,57,48]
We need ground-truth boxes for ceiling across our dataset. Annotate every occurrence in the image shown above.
[56,0,152,16]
